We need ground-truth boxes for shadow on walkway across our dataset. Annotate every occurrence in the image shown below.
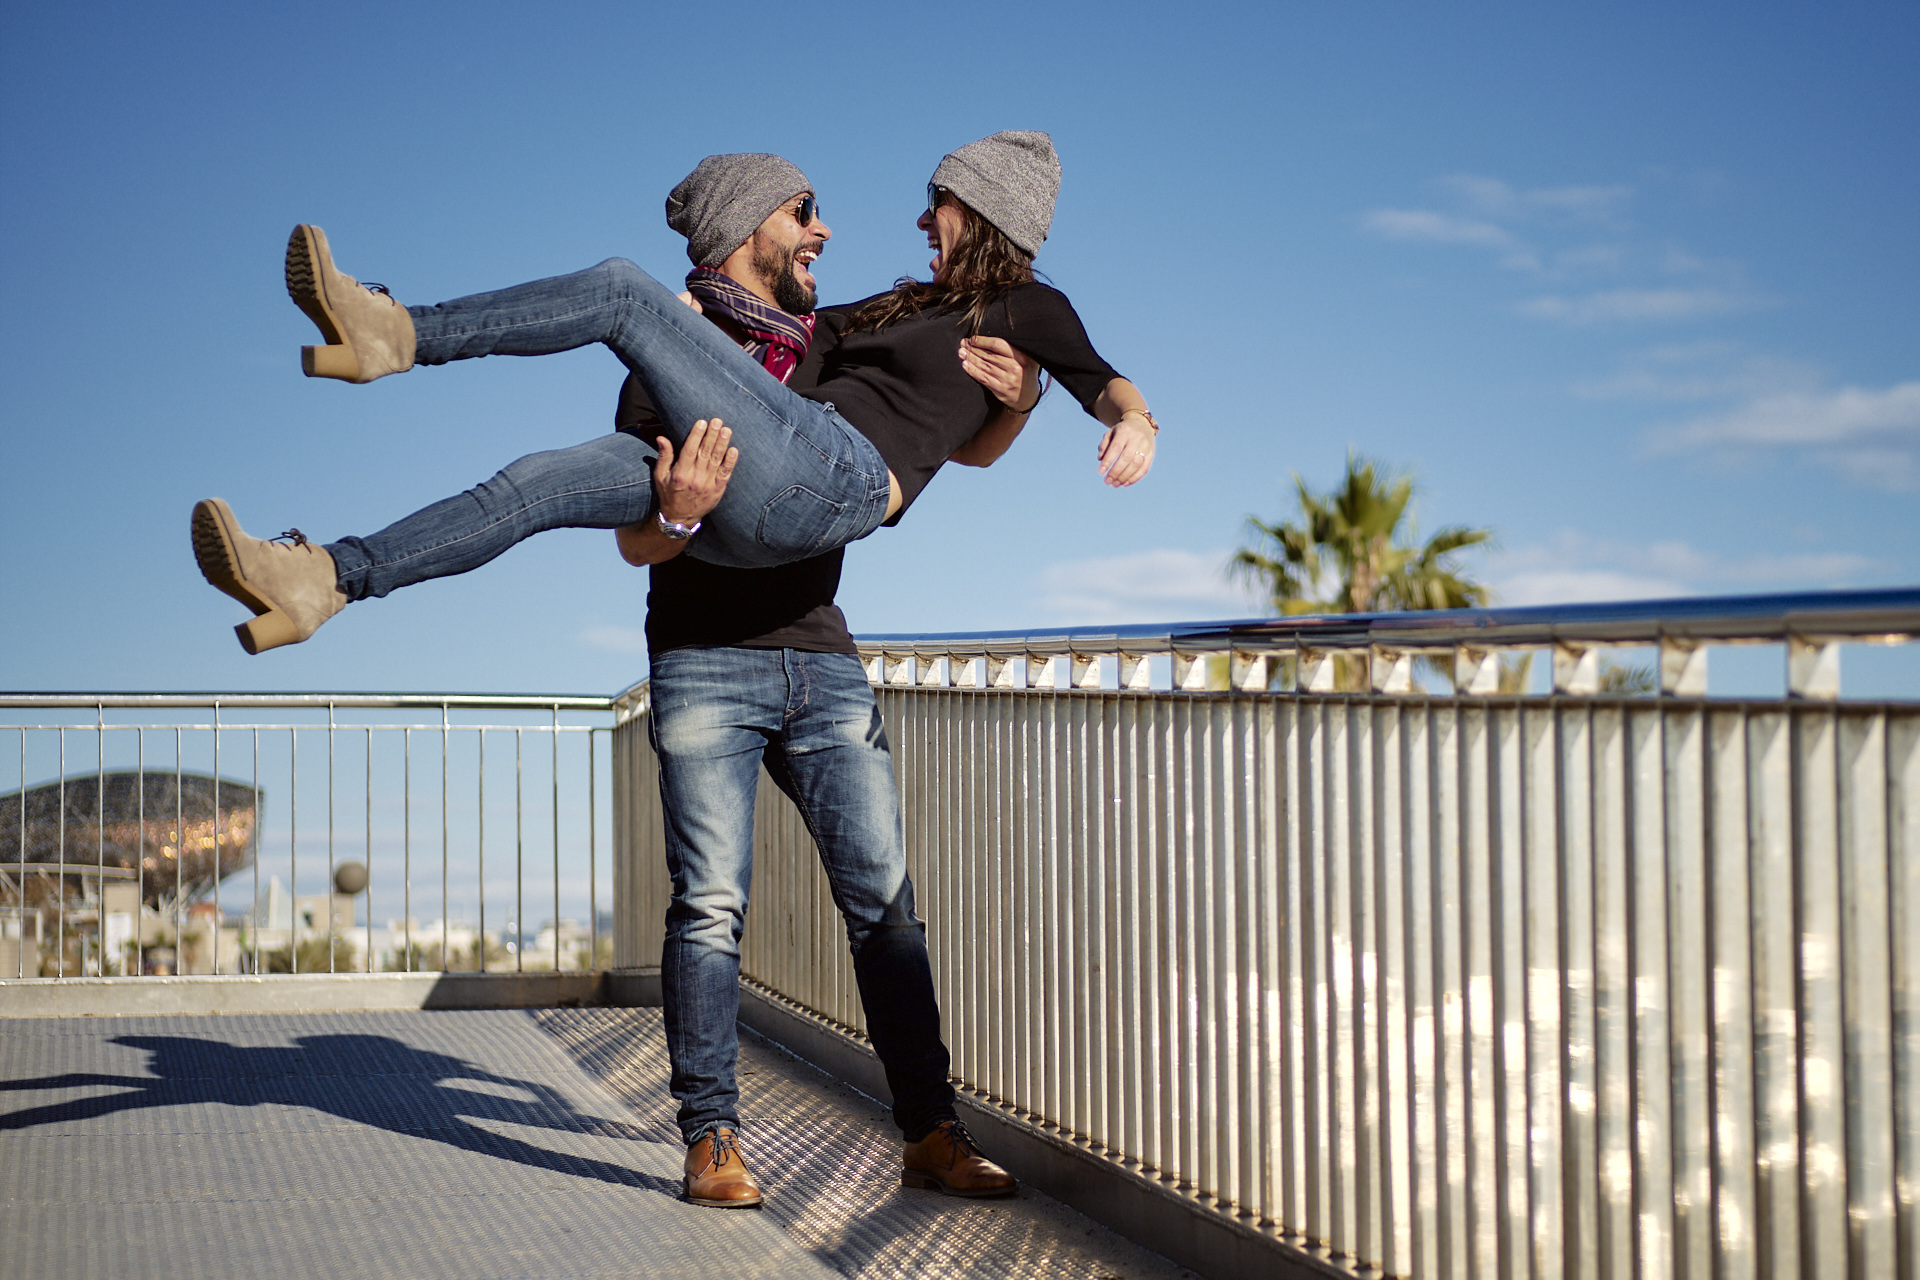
[1,1034,680,1197]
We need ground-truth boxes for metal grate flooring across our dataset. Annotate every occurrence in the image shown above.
[1,1008,1195,1280]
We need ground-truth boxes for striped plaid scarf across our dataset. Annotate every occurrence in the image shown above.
[685,267,816,385]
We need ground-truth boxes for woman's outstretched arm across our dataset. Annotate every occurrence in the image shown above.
[949,336,1042,468]
[1092,377,1157,487]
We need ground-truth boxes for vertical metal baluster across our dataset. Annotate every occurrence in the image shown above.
[441,706,449,971]
[136,731,144,977]
[96,705,105,977]
[404,728,412,972]
[478,729,486,972]
[589,730,597,970]
[288,729,298,972]
[212,703,220,975]
[173,729,182,975]
[290,729,298,973]
[516,727,524,973]
[551,707,560,970]
[251,728,260,975]
[364,726,373,972]
[327,704,336,973]
[57,728,66,977]
[17,728,26,978]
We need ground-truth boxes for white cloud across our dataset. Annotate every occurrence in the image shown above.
[1518,287,1758,324]
[1487,531,1878,606]
[1362,208,1520,249]
[1360,207,1541,272]
[1654,381,1920,489]
[579,625,648,654]
[1436,175,1633,222]
[1028,549,1258,625]
[1574,343,1824,402]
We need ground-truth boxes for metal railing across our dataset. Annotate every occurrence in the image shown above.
[616,587,1920,1280]
[0,693,617,980]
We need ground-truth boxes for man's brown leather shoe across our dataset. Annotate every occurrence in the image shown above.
[683,1127,763,1208]
[902,1120,1017,1198]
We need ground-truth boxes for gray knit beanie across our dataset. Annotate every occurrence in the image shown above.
[666,153,812,268]
[929,130,1060,257]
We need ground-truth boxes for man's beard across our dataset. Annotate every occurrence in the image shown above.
[753,241,818,316]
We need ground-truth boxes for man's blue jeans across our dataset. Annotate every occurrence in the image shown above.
[326,258,892,598]
[647,646,957,1145]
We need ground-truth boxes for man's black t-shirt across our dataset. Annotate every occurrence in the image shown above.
[797,282,1120,523]
[616,349,857,657]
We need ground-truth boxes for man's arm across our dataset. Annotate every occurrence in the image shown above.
[949,336,1042,468]
[614,419,738,566]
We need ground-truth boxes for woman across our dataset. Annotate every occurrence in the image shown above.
[194,132,1160,652]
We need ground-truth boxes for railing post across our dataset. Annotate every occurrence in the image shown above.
[1660,637,1709,696]
[1117,652,1154,691]
[1370,646,1413,694]
[1028,653,1065,689]
[1298,646,1337,692]
[1454,644,1500,695]
[1553,642,1600,695]
[1788,636,1841,700]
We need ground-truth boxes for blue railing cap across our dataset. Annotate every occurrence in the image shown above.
[854,585,1920,652]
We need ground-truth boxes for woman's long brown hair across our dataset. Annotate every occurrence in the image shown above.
[850,194,1035,335]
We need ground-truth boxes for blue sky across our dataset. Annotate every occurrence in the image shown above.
[3,1,1916,696]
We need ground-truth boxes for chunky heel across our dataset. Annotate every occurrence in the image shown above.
[237,611,301,655]
[303,343,362,381]
[285,224,415,383]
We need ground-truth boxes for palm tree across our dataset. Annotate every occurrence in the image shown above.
[1232,454,1493,615]
[1232,455,1495,691]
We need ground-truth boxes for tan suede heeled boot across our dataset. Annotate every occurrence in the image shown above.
[191,499,347,654]
[285,224,416,383]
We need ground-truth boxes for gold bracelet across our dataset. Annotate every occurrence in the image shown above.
[1124,409,1159,433]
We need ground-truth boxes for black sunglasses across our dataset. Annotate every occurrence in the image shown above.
[789,193,819,226]
[926,182,949,216]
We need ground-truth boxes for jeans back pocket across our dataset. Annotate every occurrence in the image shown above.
[756,484,855,560]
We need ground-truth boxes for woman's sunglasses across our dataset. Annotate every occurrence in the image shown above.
[926,183,951,217]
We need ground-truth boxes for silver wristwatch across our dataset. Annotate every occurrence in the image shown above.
[655,509,701,541]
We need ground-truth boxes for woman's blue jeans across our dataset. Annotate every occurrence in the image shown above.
[325,259,892,598]
[648,647,957,1145]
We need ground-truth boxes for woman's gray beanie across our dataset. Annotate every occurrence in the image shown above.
[666,153,812,268]
[930,130,1060,257]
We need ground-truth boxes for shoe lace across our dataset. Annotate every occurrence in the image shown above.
[270,529,311,547]
[940,1120,981,1164]
[708,1128,741,1169]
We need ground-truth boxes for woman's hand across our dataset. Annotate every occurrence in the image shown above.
[677,290,704,314]
[1096,413,1156,487]
[959,336,1039,411]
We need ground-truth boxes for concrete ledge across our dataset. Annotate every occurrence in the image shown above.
[737,980,1357,1280]
[605,968,662,1008]
[0,971,627,1018]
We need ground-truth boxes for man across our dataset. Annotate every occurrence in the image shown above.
[620,154,1038,1208]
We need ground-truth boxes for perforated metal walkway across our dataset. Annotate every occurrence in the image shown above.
[1,1007,1193,1280]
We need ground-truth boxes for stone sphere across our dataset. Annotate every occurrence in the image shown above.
[334,861,369,895]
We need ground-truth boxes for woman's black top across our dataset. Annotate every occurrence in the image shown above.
[795,282,1122,522]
